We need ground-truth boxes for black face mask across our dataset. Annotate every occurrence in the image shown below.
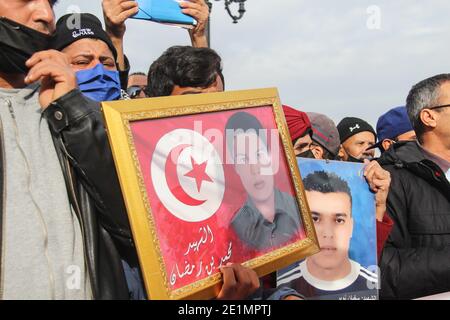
[297,149,316,159]
[0,17,52,74]
[346,154,365,163]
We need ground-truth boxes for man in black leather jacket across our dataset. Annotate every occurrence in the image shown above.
[44,89,136,299]
[0,0,259,300]
[0,0,133,299]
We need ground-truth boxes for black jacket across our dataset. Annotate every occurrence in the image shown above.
[377,141,450,299]
[0,89,136,300]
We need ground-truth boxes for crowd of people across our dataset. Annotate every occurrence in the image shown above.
[0,0,449,300]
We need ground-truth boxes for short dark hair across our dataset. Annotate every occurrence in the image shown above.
[406,73,450,140]
[225,112,267,155]
[303,171,352,210]
[146,46,224,97]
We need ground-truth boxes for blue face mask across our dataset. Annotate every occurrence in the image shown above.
[76,63,121,102]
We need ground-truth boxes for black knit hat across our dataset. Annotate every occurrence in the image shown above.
[337,117,376,143]
[51,13,117,60]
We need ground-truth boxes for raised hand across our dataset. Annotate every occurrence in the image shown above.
[364,160,391,222]
[103,0,139,39]
[25,50,77,109]
[179,0,210,47]
[102,0,139,70]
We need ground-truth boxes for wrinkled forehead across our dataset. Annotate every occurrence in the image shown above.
[346,131,376,144]
[61,38,114,60]
[128,75,148,87]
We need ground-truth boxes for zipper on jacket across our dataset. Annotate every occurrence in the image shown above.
[0,115,6,300]
[59,139,94,299]
[5,99,56,299]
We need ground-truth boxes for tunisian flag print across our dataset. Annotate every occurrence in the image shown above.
[130,106,305,290]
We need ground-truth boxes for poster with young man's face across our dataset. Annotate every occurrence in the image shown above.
[277,159,379,300]
[130,106,307,291]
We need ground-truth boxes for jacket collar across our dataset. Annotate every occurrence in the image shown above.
[378,141,425,165]
[418,144,450,174]
[378,141,450,202]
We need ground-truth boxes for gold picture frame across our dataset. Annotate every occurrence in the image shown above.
[102,88,319,300]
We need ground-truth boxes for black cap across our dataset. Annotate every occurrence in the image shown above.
[337,117,376,143]
[51,13,117,61]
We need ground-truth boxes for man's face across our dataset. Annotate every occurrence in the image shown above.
[293,134,313,156]
[171,74,224,95]
[433,82,450,147]
[0,0,56,34]
[381,130,416,152]
[128,74,147,88]
[62,38,116,72]
[397,130,416,142]
[233,132,275,204]
[340,131,376,161]
[307,191,353,271]
[438,107,450,149]
[127,74,148,98]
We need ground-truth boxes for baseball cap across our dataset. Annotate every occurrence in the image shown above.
[371,106,414,150]
[307,112,340,156]
[51,13,117,61]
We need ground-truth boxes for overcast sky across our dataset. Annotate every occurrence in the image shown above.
[55,1,450,127]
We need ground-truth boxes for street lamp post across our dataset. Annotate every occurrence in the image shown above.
[220,0,247,24]
[205,0,247,46]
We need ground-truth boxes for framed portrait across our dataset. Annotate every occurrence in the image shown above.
[277,159,379,300]
[101,88,319,300]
